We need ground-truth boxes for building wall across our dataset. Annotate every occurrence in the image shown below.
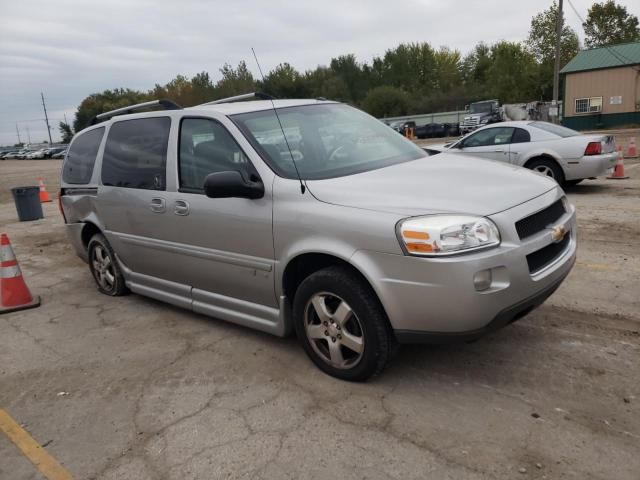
[564,66,639,118]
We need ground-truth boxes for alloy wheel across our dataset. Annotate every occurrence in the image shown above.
[91,245,115,291]
[304,292,365,369]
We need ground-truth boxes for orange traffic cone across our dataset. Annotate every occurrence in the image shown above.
[626,137,637,158]
[608,147,629,180]
[37,177,51,203]
[1,233,40,314]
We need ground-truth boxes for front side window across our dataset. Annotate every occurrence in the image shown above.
[232,103,426,180]
[62,127,105,184]
[462,127,515,148]
[102,117,171,190]
[179,118,254,192]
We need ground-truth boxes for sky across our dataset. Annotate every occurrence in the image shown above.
[0,0,593,146]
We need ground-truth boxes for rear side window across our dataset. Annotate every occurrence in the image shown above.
[102,117,171,190]
[512,128,531,143]
[62,127,104,184]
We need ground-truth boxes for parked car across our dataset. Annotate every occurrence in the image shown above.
[425,121,617,186]
[27,148,48,159]
[0,151,17,159]
[44,146,67,158]
[14,150,31,159]
[60,98,576,381]
[51,148,68,159]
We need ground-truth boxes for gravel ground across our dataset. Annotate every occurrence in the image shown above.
[0,158,639,480]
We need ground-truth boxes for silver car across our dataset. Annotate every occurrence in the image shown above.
[60,97,576,381]
[426,121,617,186]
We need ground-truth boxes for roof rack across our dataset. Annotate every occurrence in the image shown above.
[198,92,273,106]
[90,99,183,125]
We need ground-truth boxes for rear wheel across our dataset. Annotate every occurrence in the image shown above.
[526,158,565,184]
[293,266,393,381]
[88,233,128,296]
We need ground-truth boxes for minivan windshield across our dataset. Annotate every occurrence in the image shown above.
[231,103,426,180]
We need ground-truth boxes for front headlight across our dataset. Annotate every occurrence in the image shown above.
[479,118,489,124]
[397,215,500,256]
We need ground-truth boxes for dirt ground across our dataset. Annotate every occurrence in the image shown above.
[0,158,639,480]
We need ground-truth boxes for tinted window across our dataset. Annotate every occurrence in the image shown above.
[462,127,514,148]
[232,104,425,180]
[179,118,255,192]
[62,127,104,184]
[102,117,171,190]
[512,128,531,143]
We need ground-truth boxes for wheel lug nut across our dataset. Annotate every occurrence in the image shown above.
[337,334,342,339]
[323,321,328,326]
[324,330,329,336]
[336,325,341,330]
[331,337,336,342]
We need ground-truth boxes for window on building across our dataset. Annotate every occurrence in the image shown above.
[102,117,171,190]
[575,97,602,114]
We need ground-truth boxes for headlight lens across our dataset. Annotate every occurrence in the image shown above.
[398,215,500,256]
[480,118,489,124]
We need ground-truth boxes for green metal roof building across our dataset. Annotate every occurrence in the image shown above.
[560,42,640,130]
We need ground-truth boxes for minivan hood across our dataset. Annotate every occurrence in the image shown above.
[306,153,557,217]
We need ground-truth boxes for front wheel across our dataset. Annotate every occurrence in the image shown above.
[526,158,565,185]
[293,266,393,381]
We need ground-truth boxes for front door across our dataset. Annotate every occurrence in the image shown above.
[161,116,276,310]
[456,126,515,163]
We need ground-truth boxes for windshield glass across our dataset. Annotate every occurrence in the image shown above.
[231,103,426,180]
[530,121,580,138]
[470,102,494,114]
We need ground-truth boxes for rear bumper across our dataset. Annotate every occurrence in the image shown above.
[565,152,617,180]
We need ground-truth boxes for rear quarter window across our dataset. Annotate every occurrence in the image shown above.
[101,117,171,190]
[62,127,105,184]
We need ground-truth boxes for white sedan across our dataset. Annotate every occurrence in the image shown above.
[425,121,617,186]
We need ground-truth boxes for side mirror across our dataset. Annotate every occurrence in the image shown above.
[464,104,470,112]
[204,171,264,199]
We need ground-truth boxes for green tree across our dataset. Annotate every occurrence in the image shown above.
[215,61,256,99]
[583,0,640,47]
[526,2,580,99]
[527,1,580,64]
[261,63,310,98]
[73,88,150,131]
[59,122,74,143]
[485,41,538,102]
[362,85,409,118]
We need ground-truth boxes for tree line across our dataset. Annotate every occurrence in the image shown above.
[61,0,639,142]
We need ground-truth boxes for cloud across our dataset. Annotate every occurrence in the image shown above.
[0,0,587,145]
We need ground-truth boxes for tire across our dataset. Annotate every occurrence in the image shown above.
[564,179,583,187]
[293,266,393,381]
[526,157,565,185]
[88,233,128,296]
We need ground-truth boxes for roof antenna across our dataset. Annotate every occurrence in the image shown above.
[251,48,305,194]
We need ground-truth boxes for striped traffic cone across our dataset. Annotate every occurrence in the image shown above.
[1,233,40,314]
[37,177,51,203]
[607,147,629,180]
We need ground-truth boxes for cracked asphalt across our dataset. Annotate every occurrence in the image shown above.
[1,159,639,480]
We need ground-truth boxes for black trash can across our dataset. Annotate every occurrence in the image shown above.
[11,186,44,222]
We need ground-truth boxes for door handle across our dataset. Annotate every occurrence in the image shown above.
[492,149,505,153]
[511,151,519,155]
[150,198,166,213]
[174,199,190,216]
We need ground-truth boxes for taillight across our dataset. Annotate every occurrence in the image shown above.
[58,189,67,223]
[584,142,602,155]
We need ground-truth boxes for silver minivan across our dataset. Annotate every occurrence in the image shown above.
[60,96,576,381]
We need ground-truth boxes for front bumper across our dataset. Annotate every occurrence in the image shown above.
[351,188,576,340]
[565,152,617,180]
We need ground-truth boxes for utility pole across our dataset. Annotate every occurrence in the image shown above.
[552,0,564,124]
[41,92,53,144]
[15,124,22,145]
[26,126,32,144]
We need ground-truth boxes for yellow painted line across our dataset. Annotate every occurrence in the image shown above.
[0,409,74,480]
[576,261,619,272]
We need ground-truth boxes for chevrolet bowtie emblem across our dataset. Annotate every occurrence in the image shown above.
[550,225,568,243]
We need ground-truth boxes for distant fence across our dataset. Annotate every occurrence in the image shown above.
[381,110,466,126]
